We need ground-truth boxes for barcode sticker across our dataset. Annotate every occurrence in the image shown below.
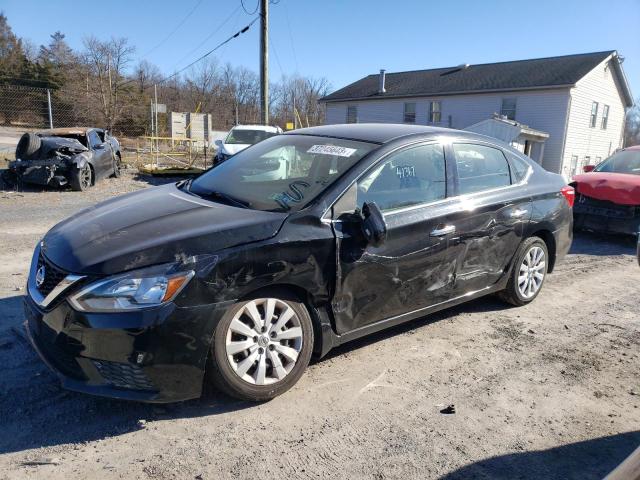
[307,145,357,157]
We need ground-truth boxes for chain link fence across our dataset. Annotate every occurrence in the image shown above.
[0,84,219,171]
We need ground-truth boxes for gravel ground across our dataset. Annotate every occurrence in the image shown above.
[0,172,639,480]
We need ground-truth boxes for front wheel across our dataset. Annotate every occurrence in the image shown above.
[499,237,548,306]
[69,164,92,191]
[208,291,314,401]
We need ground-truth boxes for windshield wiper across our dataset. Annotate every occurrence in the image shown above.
[199,190,251,209]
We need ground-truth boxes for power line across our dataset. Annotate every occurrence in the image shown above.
[283,0,299,73]
[240,0,259,15]
[171,5,241,70]
[154,17,259,87]
[140,0,205,58]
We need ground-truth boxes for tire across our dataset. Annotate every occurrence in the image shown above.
[208,289,314,401]
[111,152,122,178]
[498,236,549,306]
[69,163,92,191]
[15,133,41,160]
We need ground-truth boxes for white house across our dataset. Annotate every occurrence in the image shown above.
[320,51,634,178]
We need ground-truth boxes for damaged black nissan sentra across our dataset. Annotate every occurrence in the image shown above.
[24,124,573,402]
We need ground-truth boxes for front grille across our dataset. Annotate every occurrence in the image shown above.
[93,360,156,391]
[36,253,68,297]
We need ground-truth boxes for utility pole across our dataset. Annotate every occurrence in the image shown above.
[260,0,269,125]
[46,89,53,129]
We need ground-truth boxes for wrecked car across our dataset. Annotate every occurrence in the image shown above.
[572,145,640,235]
[8,128,122,191]
[24,124,573,403]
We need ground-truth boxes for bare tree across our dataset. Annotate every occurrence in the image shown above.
[82,36,135,130]
[624,98,640,147]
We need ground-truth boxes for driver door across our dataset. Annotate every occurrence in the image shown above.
[88,129,112,179]
[331,142,461,335]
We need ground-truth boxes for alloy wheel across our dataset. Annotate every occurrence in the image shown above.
[518,245,546,299]
[225,298,303,386]
[80,165,91,189]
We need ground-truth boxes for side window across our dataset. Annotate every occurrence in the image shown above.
[453,144,511,195]
[505,151,531,183]
[357,143,446,212]
[88,130,102,148]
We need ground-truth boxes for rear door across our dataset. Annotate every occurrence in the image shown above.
[332,142,461,334]
[447,142,532,295]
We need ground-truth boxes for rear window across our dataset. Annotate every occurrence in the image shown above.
[453,144,511,195]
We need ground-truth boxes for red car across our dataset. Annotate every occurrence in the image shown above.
[572,145,640,236]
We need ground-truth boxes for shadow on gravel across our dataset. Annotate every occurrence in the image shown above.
[0,295,256,456]
[439,431,640,480]
[570,231,637,256]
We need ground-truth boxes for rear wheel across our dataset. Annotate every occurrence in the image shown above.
[111,153,122,178]
[499,237,548,306]
[208,291,313,401]
[69,164,92,191]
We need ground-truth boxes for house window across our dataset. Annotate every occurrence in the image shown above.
[570,155,579,176]
[601,105,609,129]
[403,103,416,123]
[501,98,517,120]
[585,156,591,167]
[596,156,602,164]
[590,102,598,127]
[346,105,358,124]
[429,101,441,123]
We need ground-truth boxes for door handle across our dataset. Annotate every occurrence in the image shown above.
[430,225,456,237]
[510,208,528,218]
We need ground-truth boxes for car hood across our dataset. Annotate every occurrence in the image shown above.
[42,183,288,275]
[221,143,250,155]
[573,172,640,206]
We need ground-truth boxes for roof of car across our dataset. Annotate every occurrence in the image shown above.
[231,124,280,132]
[36,127,95,136]
[624,145,640,151]
[286,123,479,144]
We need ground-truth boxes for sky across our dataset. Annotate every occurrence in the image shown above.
[2,0,639,97]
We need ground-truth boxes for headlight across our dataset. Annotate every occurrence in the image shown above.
[68,264,194,312]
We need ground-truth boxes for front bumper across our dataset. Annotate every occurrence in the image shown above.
[10,158,69,186]
[23,294,225,403]
[573,194,640,236]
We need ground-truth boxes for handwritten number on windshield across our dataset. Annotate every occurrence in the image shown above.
[271,181,311,211]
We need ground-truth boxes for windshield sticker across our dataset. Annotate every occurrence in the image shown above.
[270,181,311,210]
[307,145,357,157]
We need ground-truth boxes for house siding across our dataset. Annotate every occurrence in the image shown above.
[324,89,571,173]
[562,57,627,177]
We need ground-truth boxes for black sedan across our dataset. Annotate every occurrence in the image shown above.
[24,124,573,402]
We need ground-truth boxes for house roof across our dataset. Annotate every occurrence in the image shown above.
[320,51,634,106]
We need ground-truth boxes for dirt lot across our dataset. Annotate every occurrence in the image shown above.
[0,172,639,480]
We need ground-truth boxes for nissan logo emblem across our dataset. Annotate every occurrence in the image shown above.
[35,265,46,288]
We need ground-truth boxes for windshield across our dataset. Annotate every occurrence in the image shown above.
[225,128,278,145]
[190,135,377,212]
[594,150,640,175]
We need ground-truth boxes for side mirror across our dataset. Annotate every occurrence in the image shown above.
[214,139,223,147]
[361,202,387,247]
[94,143,105,150]
[583,164,595,173]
